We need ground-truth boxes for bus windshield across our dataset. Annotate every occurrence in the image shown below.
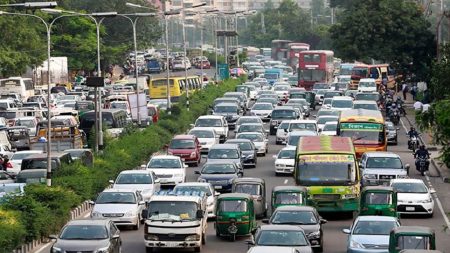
[297,154,357,186]
[352,67,368,78]
[300,69,326,82]
[339,122,385,144]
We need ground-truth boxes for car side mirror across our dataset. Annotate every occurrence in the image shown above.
[189,124,195,128]
[246,240,255,245]
[404,164,410,170]
[430,188,436,194]
[196,210,204,219]
[184,164,188,168]
[49,234,57,240]
[342,228,351,234]
[112,234,120,239]
[88,200,95,205]
[108,180,114,184]
[272,155,277,159]
[215,191,220,196]
[282,141,287,145]
[194,171,200,174]
[154,178,161,183]
[397,127,400,130]
[262,218,269,224]
[164,144,169,149]
[320,218,328,224]
[141,164,147,170]
[139,201,145,205]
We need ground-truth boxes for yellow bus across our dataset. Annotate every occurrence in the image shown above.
[338,109,387,159]
[149,76,202,102]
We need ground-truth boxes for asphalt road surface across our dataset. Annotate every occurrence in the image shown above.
[37,102,450,253]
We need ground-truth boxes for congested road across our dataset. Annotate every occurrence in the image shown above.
[73,102,449,253]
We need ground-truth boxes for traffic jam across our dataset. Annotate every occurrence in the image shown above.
[0,41,445,253]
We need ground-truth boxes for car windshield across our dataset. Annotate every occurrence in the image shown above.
[391,182,428,193]
[274,86,289,91]
[367,157,402,169]
[318,117,338,125]
[11,152,37,160]
[359,82,375,88]
[115,173,153,184]
[237,118,260,125]
[111,102,128,109]
[271,210,315,224]
[229,142,253,151]
[252,103,273,110]
[272,109,296,119]
[174,185,212,196]
[256,230,308,246]
[258,98,276,105]
[332,99,353,108]
[219,200,247,212]
[237,133,263,142]
[59,225,108,240]
[202,163,236,174]
[148,159,181,168]
[195,118,222,127]
[353,220,398,235]
[169,139,196,149]
[313,83,329,90]
[0,185,22,194]
[148,201,198,221]
[317,110,340,117]
[365,192,392,205]
[323,124,337,131]
[397,235,431,250]
[238,125,263,133]
[214,105,237,113]
[278,149,295,159]
[278,122,290,130]
[96,192,136,204]
[15,119,34,128]
[189,130,214,138]
[290,123,317,132]
[356,94,379,101]
[234,184,261,195]
[354,104,378,110]
[208,149,239,159]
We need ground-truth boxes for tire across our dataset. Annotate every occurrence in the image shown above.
[270,129,275,135]
[215,228,220,237]
[275,140,281,145]
[202,233,206,245]
[133,218,140,230]
[230,233,236,242]
[428,212,434,218]
[146,247,153,253]
[194,240,202,252]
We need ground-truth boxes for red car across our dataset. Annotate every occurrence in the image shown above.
[196,60,211,69]
[147,104,160,123]
[166,135,201,166]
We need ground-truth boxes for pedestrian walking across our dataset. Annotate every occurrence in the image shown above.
[402,83,408,100]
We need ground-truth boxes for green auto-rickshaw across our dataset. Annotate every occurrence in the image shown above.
[271,186,307,211]
[389,226,436,253]
[360,186,398,217]
[215,193,257,242]
[232,177,267,218]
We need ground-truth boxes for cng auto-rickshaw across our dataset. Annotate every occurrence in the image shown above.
[215,193,257,242]
[232,177,267,218]
[360,186,398,217]
[271,186,307,211]
[389,226,436,253]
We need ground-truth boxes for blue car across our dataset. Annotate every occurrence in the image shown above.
[195,161,243,192]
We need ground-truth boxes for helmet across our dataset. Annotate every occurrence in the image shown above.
[410,127,415,131]
[420,145,426,150]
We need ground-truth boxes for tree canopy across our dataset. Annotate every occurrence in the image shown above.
[330,0,435,80]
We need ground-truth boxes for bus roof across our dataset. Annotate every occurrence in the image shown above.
[297,136,355,154]
[299,50,334,56]
[297,135,355,154]
[151,76,200,81]
[272,39,293,43]
[339,109,384,123]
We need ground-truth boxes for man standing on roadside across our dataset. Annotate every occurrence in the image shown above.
[402,83,408,100]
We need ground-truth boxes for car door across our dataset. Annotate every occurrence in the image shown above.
[109,221,121,253]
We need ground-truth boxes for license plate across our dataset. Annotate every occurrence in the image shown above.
[406,207,415,211]
[214,185,222,189]
[165,242,179,247]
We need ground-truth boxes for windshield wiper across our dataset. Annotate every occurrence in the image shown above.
[353,136,368,141]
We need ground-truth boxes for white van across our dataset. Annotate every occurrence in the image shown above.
[358,78,377,93]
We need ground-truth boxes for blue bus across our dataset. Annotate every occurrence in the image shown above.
[264,68,283,85]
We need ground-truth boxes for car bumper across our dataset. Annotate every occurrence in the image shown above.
[397,202,434,214]
[257,147,266,154]
[158,176,185,185]
[209,182,232,192]
[347,248,388,253]
[103,215,139,225]
[145,240,201,249]
[275,166,294,174]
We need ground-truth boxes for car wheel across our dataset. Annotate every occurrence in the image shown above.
[275,140,281,145]
[145,247,153,253]
[133,217,140,230]
[275,172,280,176]
[194,242,202,252]
[202,233,206,245]
[428,212,434,218]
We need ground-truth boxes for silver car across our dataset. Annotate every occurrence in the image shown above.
[360,152,409,186]
[342,216,400,253]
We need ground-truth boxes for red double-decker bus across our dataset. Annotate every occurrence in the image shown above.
[298,50,335,90]
[287,43,310,71]
[271,40,292,62]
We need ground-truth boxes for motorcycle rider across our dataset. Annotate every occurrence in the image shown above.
[389,103,400,124]
[414,145,430,175]
[396,96,406,115]
[407,127,419,149]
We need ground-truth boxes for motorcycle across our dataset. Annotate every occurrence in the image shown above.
[390,110,400,125]
[416,157,428,176]
[397,103,406,116]
[408,136,419,152]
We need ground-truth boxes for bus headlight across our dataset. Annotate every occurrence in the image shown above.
[343,194,357,199]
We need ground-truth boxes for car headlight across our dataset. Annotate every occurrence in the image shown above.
[91,211,102,218]
[350,240,364,249]
[397,199,405,203]
[174,173,184,178]
[307,231,321,239]
[96,246,110,253]
[246,154,254,159]
[125,210,136,217]
[190,151,196,158]
[363,174,376,179]
[275,164,283,168]
[51,247,62,253]
[198,178,207,183]
[342,194,357,199]
[145,234,159,241]
[185,234,201,241]
[419,198,433,203]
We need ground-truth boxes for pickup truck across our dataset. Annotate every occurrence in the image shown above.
[30,126,84,152]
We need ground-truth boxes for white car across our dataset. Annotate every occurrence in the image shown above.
[353,100,379,111]
[358,78,377,93]
[285,130,318,147]
[236,132,268,156]
[390,178,435,216]
[146,155,187,186]
[316,115,339,131]
[13,116,38,136]
[9,150,43,174]
[250,102,274,121]
[329,96,353,111]
[288,120,318,133]
[273,146,296,176]
[236,116,264,129]
[90,189,145,230]
[321,98,332,109]
[320,121,338,136]
[273,85,290,100]
[194,115,229,143]
[188,128,220,153]
[244,84,258,100]
[173,182,218,218]
[275,120,291,145]
[111,170,160,201]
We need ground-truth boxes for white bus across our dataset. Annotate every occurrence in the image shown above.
[0,77,34,102]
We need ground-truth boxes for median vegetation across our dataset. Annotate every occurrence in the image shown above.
[0,78,242,252]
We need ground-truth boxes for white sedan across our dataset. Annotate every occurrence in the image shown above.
[173,182,219,218]
[390,178,435,217]
[250,102,274,122]
[273,146,296,176]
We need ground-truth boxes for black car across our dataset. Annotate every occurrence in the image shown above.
[269,106,300,135]
[195,161,243,192]
[264,206,327,252]
[249,224,313,253]
[212,103,242,129]
[225,139,257,168]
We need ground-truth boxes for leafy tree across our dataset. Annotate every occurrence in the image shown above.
[330,0,435,80]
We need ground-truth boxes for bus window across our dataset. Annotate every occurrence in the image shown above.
[369,67,379,79]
